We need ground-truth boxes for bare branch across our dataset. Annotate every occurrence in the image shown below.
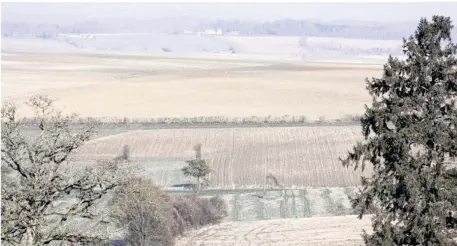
[1,95,122,245]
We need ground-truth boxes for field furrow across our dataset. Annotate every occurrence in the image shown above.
[175,215,372,245]
[75,125,371,188]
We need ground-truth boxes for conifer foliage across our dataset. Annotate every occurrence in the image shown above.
[182,143,211,194]
[342,16,457,245]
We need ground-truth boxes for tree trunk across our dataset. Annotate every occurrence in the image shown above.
[196,177,200,195]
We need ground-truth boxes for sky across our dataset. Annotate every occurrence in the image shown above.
[2,2,457,24]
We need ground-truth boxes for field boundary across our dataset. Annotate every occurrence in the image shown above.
[19,114,362,129]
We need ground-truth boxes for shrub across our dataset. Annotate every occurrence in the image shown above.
[209,196,228,223]
[113,179,227,246]
[112,178,175,246]
[170,196,200,233]
[171,195,227,232]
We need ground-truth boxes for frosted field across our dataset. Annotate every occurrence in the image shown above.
[168,187,361,222]
[221,36,401,57]
[3,34,402,57]
[74,126,371,188]
[1,48,381,244]
[71,126,372,223]
[2,51,381,121]
[176,215,372,246]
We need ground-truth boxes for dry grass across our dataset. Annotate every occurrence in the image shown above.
[175,215,372,246]
[2,52,380,121]
[74,126,371,188]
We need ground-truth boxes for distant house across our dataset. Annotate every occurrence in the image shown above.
[227,31,240,36]
[219,50,235,54]
[59,34,81,38]
[203,29,217,35]
[58,33,95,39]
[201,28,223,36]
[82,34,95,39]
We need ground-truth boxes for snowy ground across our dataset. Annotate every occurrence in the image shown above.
[2,34,401,62]
[2,51,381,121]
[175,215,372,246]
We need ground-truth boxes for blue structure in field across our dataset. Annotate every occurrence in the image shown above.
[171,183,193,189]
[111,240,126,246]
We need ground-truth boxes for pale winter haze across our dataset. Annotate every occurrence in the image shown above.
[2,3,457,246]
[2,2,457,23]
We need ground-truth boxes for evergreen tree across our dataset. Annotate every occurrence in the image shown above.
[341,16,457,245]
[182,143,211,194]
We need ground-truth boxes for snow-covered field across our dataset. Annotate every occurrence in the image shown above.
[2,51,381,121]
[74,126,369,188]
[0,39,387,244]
[2,34,402,60]
[175,215,372,246]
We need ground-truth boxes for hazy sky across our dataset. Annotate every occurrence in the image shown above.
[2,2,457,24]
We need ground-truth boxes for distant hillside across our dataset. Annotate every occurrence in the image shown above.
[195,19,422,40]
[4,17,456,40]
[2,17,420,58]
[1,37,80,53]
[1,34,403,60]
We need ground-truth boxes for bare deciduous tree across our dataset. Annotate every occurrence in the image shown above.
[266,174,282,188]
[299,36,309,61]
[1,95,124,246]
[113,145,131,163]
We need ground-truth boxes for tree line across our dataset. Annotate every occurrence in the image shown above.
[4,17,456,40]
